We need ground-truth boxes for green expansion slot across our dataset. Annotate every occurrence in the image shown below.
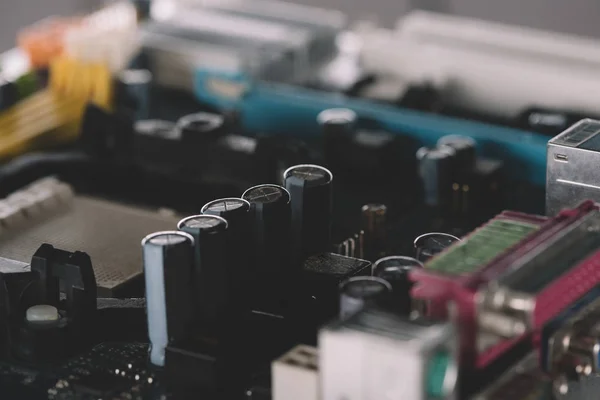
[425,219,540,276]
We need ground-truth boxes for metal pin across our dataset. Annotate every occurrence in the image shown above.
[361,204,387,259]
[348,238,355,258]
[358,231,365,259]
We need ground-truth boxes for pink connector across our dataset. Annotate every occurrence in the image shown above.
[410,201,597,370]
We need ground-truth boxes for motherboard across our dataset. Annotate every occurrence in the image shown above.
[1,1,600,399]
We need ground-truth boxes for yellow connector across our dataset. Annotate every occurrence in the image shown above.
[0,55,113,160]
[49,56,113,110]
[0,91,83,159]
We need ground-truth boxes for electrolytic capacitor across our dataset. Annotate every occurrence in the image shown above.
[201,198,252,305]
[177,215,228,328]
[142,231,195,367]
[176,112,225,144]
[437,134,476,171]
[417,146,456,208]
[201,198,251,239]
[361,204,387,260]
[317,108,357,163]
[339,276,392,320]
[373,256,424,315]
[414,232,461,263]
[317,108,357,135]
[283,164,333,263]
[242,184,292,275]
[134,120,180,167]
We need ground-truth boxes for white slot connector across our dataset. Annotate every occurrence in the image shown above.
[355,11,600,118]
[272,345,319,400]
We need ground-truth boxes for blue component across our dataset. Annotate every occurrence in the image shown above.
[540,286,600,373]
[194,74,549,185]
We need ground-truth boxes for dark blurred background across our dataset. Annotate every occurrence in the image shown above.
[2,0,600,51]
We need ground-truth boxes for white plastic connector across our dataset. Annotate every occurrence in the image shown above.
[0,202,26,228]
[63,2,140,72]
[5,191,42,218]
[26,177,74,209]
[319,310,457,400]
[272,345,319,400]
[356,11,600,118]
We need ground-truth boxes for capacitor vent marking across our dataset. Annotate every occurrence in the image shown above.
[415,233,460,248]
[415,234,458,252]
[135,120,177,139]
[414,233,461,262]
[147,233,187,246]
[201,198,250,213]
[341,276,392,298]
[141,230,194,247]
[373,256,424,275]
[242,184,290,204]
[178,214,228,230]
[175,112,223,134]
[283,164,333,184]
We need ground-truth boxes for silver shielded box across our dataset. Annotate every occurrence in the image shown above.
[547,119,600,216]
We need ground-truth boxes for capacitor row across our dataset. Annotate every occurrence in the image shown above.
[141,163,334,367]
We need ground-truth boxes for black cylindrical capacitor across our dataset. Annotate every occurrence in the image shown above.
[373,256,423,315]
[414,232,461,263]
[361,204,387,260]
[241,184,292,276]
[283,164,333,263]
[176,112,225,144]
[339,276,392,320]
[177,215,228,327]
[437,135,476,171]
[201,198,252,306]
[417,146,456,208]
[142,231,195,367]
[134,120,180,168]
[201,198,251,234]
[317,108,357,136]
[317,108,357,164]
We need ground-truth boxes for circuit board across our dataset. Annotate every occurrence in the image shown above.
[2,1,600,400]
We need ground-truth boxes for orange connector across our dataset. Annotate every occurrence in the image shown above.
[17,17,82,68]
